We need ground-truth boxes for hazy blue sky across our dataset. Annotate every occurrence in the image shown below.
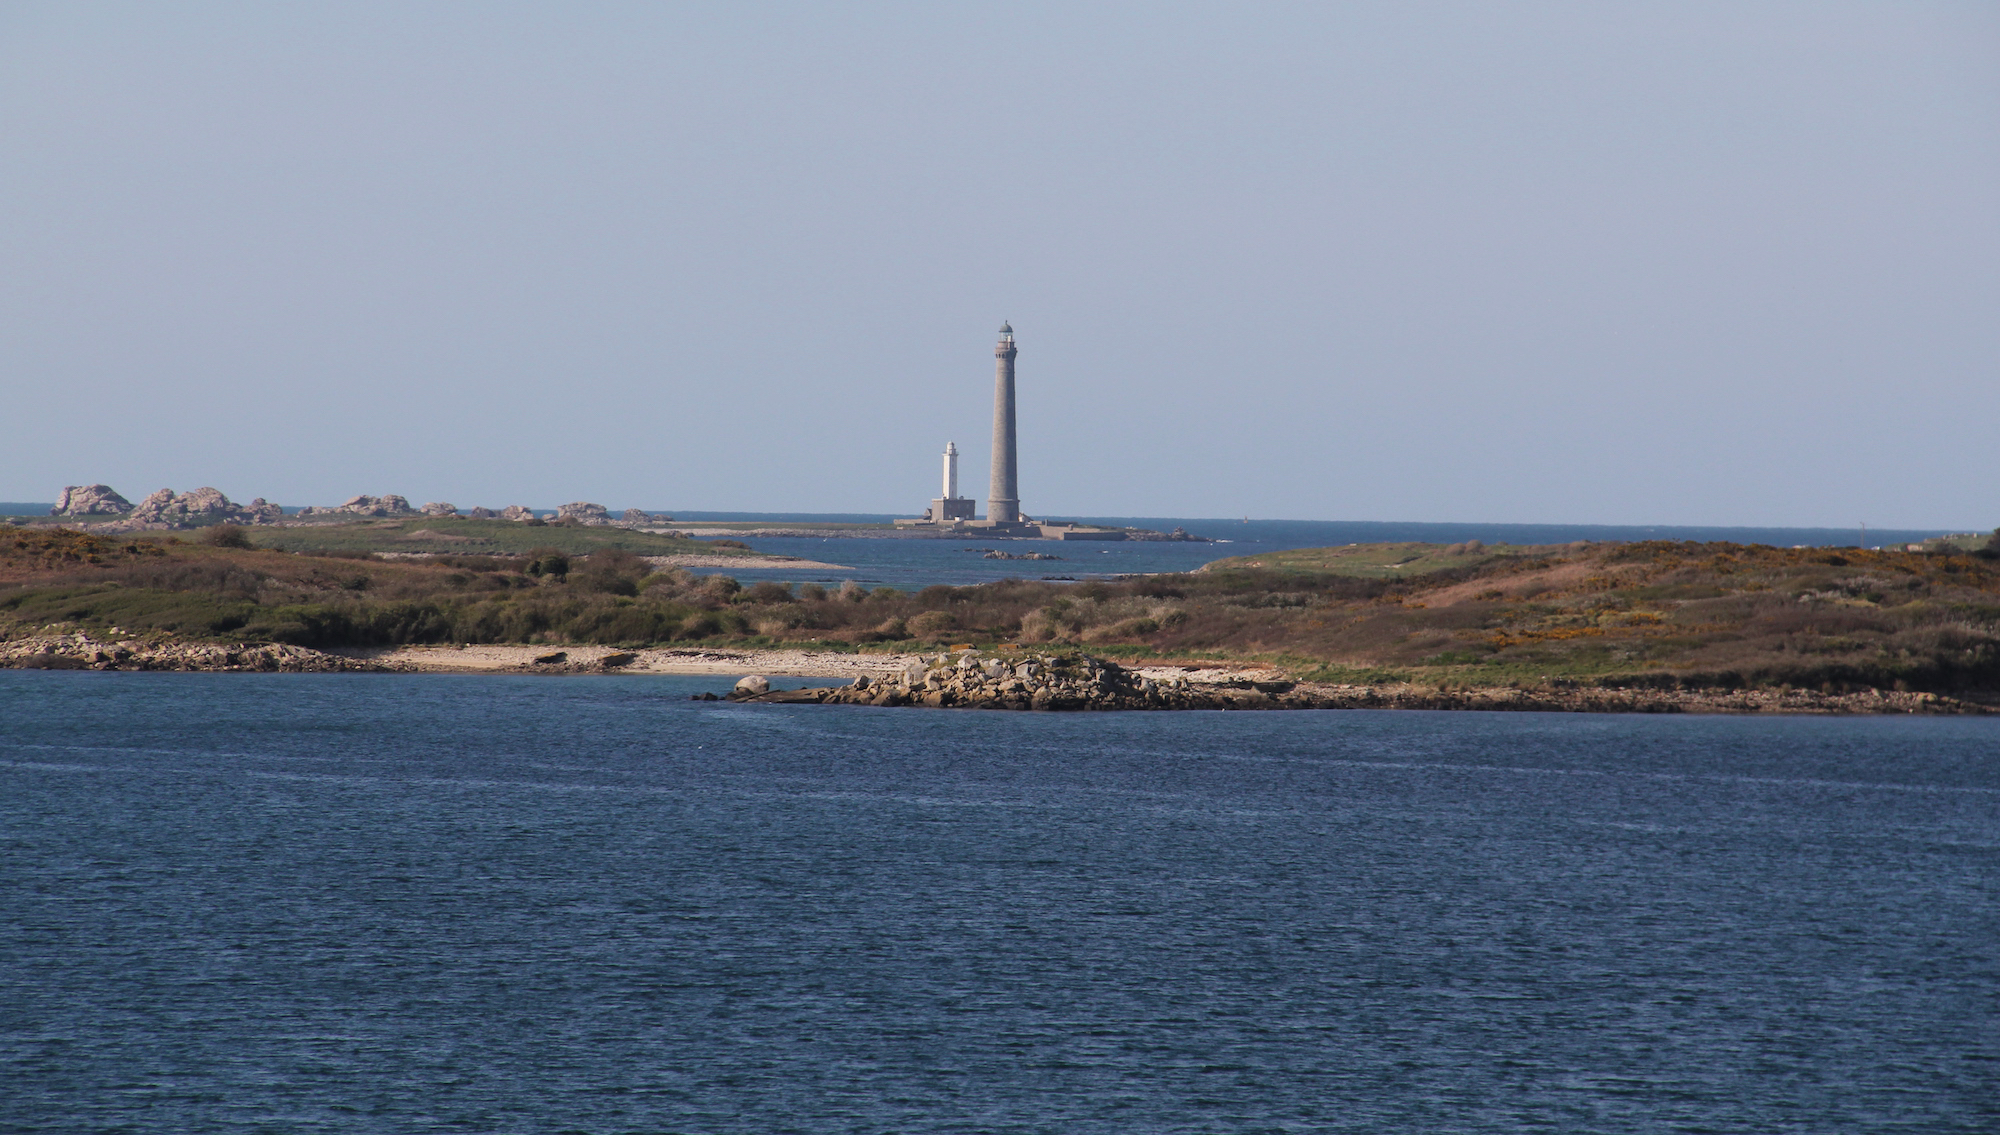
[4,3,1995,525]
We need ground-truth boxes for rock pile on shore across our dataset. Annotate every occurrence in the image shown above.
[44,486,671,530]
[52,484,282,527]
[0,632,396,673]
[298,494,417,518]
[131,487,284,526]
[728,650,1990,715]
[735,651,1286,710]
[51,484,132,515]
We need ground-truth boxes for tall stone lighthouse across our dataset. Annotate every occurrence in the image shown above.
[899,321,1120,538]
[988,321,1020,524]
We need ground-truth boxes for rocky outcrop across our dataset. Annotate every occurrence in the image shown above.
[130,487,199,523]
[296,494,414,518]
[980,550,1060,560]
[726,651,1991,715]
[341,494,415,517]
[466,506,498,518]
[616,509,675,527]
[735,652,1206,710]
[0,632,398,673]
[52,485,132,516]
[499,505,535,522]
[556,502,610,525]
[237,498,284,524]
[421,502,459,517]
[124,487,279,527]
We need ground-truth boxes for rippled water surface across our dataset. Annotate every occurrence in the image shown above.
[3,671,1996,1132]
[708,516,1963,588]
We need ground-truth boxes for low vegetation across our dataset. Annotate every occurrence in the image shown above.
[5,525,2000,698]
[235,516,746,556]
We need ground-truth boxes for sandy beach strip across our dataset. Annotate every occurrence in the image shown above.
[641,554,854,571]
[369,551,852,571]
[353,643,911,676]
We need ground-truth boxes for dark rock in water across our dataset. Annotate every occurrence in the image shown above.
[958,547,1063,561]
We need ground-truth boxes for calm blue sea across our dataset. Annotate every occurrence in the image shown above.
[2,505,1972,589]
[712,516,1972,588]
[3,671,1995,1132]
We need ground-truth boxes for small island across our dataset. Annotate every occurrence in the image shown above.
[5,512,1998,713]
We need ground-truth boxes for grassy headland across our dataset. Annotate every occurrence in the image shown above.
[5,526,1998,701]
[238,516,749,556]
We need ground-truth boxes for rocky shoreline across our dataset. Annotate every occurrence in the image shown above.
[3,634,1988,714]
[34,483,677,532]
[728,651,1994,715]
[0,632,393,673]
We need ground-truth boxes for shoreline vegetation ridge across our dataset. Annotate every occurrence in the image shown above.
[4,520,1999,714]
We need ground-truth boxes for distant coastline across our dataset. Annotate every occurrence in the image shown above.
[0,502,1974,551]
[5,523,1998,713]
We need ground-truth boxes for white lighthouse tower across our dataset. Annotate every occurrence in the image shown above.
[927,440,974,523]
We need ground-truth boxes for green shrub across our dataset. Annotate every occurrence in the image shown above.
[678,611,724,639]
[907,610,956,639]
[571,548,648,596]
[525,548,570,579]
[202,525,254,549]
[742,580,792,605]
